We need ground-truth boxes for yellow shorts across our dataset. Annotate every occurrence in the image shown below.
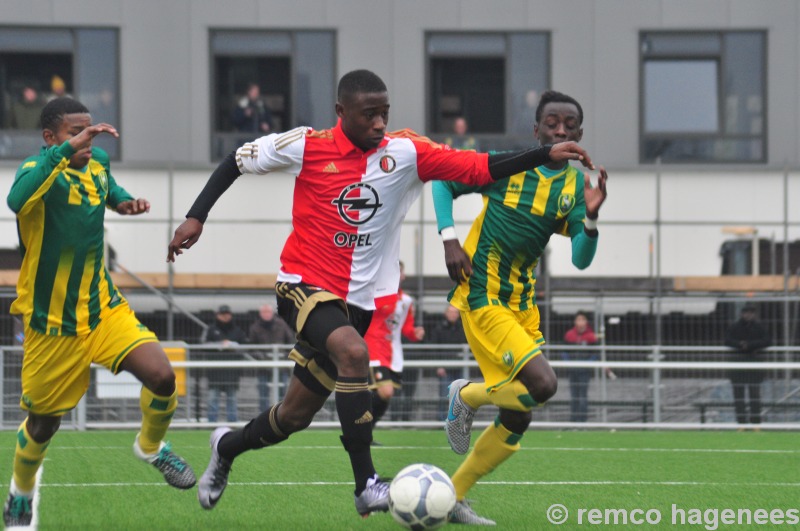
[20,302,158,416]
[460,304,545,393]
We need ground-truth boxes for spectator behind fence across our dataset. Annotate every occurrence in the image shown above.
[7,85,45,130]
[443,116,478,151]
[562,311,598,422]
[428,304,468,420]
[231,82,273,134]
[724,304,771,425]
[201,305,248,422]
[248,304,295,411]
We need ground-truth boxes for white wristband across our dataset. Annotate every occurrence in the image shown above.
[440,226,458,241]
[584,217,598,231]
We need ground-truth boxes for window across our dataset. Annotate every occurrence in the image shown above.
[426,32,549,150]
[210,30,336,160]
[0,27,120,160]
[640,31,766,163]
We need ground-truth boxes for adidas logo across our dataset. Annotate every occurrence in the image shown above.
[354,411,374,424]
[323,162,339,173]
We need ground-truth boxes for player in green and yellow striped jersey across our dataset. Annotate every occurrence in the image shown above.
[3,98,195,527]
[432,91,608,525]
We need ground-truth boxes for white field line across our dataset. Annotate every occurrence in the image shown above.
[20,445,800,454]
[40,479,800,488]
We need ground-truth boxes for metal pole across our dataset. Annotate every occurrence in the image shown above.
[271,345,280,406]
[653,158,663,423]
[0,349,5,429]
[597,296,608,422]
[76,394,87,431]
[783,164,791,383]
[167,162,175,341]
[544,247,552,348]
[416,191,425,323]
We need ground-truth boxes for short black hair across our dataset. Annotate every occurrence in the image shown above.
[40,97,89,131]
[337,70,387,102]
[575,310,589,320]
[535,90,583,125]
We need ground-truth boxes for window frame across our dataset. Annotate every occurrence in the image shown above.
[638,30,768,164]
[208,28,337,161]
[424,31,551,140]
[0,25,121,160]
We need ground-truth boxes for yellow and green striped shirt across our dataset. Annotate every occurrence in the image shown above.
[434,164,589,311]
[8,142,133,336]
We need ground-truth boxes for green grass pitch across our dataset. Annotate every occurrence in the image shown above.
[1,429,797,530]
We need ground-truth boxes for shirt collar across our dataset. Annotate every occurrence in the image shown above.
[332,119,388,156]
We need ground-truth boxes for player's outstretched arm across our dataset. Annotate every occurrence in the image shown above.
[167,218,204,262]
[69,123,118,152]
[550,141,594,169]
[487,141,594,181]
[116,198,150,216]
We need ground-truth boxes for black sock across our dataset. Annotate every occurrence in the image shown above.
[335,376,375,494]
[370,391,389,428]
[218,402,288,461]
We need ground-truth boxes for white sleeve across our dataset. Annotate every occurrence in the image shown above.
[235,126,308,176]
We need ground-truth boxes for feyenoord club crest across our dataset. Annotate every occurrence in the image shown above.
[557,193,575,216]
[379,154,396,173]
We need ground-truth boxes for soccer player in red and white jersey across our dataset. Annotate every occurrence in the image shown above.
[168,69,594,517]
[364,261,424,433]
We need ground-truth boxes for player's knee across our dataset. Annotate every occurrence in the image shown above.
[530,373,557,404]
[333,342,370,377]
[499,409,532,434]
[27,416,60,443]
[146,364,176,396]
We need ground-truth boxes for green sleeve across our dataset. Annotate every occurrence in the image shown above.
[432,179,482,232]
[94,147,134,208]
[432,180,457,232]
[7,141,76,213]
[571,229,598,270]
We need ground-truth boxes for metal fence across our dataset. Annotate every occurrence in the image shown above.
[2,343,797,431]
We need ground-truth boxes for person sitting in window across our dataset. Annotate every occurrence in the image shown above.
[231,83,274,134]
[7,85,45,130]
[46,76,71,102]
[443,117,478,151]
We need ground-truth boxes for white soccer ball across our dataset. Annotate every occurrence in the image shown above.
[388,463,457,530]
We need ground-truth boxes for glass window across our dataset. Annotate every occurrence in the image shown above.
[640,31,766,163]
[426,32,549,151]
[210,30,336,161]
[0,27,120,160]
[644,60,719,133]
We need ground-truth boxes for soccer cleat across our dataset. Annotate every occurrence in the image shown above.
[3,491,33,528]
[134,434,197,489]
[198,427,233,510]
[449,500,496,526]
[445,379,476,455]
[354,474,390,516]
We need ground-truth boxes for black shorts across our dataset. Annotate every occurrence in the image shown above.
[276,281,373,395]
[369,366,402,390]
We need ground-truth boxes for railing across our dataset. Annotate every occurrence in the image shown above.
[2,343,798,431]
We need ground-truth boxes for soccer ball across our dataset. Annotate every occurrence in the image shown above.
[388,463,456,530]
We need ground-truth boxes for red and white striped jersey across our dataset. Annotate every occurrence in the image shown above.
[365,290,418,372]
[236,120,491,310]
